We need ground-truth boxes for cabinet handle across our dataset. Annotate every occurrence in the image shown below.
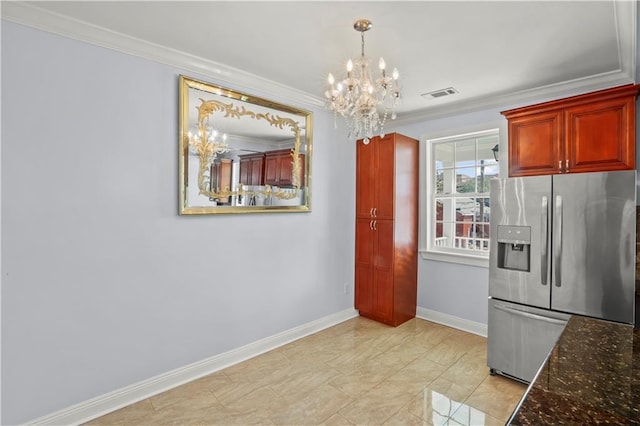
[373,220,377,230]
[558,160,562,173]
[373,208,377,217]
[370,208,374,217]
[369,220,373,230]
[565,159,569,172]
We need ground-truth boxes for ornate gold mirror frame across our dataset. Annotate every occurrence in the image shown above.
[179,75,312,214]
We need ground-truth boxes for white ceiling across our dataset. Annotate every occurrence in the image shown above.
[3,1,637,124]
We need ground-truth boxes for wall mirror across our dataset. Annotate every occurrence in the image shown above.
[179,75,313,214]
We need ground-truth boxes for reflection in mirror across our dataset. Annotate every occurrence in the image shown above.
[179,75,313,214]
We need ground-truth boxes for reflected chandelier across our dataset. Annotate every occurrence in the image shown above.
[325,19,401,144]
[187,122,229,163]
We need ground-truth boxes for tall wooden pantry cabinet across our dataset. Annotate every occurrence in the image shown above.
[355,132,419,327]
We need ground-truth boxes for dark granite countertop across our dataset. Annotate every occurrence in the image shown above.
[508,315,640,425]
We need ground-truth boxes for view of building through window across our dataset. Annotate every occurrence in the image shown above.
[429,130,499,256]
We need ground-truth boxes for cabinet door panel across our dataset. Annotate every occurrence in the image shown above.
[278,154,294,186]
[373,269,394,320]
[508,111,562,176]
[355,219,374,266]
[264,155,280,185]
[565,98,635,173]
[356,140,377,218]
[239,159,250,185]
[376,136,396,219]
[355,219,374,312]
[372,219,394,321]
[374,219,394,270]
[355,264,373,312]
[250,158,264,185]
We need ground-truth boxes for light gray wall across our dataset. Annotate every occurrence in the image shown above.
[1,21,355,424]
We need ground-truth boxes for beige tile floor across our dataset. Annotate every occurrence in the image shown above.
[86,317,526,425]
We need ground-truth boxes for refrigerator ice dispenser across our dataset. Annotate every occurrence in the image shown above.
[497,225,531,272]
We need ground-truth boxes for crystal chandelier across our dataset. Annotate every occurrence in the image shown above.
[325,19,401,144]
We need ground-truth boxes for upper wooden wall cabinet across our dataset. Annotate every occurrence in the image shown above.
[501,84,640,177]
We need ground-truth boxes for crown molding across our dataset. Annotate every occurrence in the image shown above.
[614,0,637,83]
[390,0,638,127]
[392,69,635,127]
[2,0,636,126]
[1,1,325,109]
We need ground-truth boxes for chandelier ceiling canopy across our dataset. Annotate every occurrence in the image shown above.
[325,19,401,144]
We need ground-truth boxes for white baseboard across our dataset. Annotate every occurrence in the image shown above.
[27,308,359,426]
[416,307,487,337]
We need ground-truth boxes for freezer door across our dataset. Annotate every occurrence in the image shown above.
[487,299,568,383]
[551,171,636,324]
[489,176,552,308]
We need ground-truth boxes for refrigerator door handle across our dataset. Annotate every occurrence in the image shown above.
[554,195,563,287]
[540,196,548,285]
[493,303,567,326]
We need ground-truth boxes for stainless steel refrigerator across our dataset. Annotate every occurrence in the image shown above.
[487,170,636,383]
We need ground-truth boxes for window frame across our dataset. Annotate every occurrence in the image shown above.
[420,127,504,268]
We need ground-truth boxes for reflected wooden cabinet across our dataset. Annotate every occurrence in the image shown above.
[210,158,233,204]
[355,133,418,327]
[503,84,640,177]
[238,153,264,186]
[264,149,305,187]
[239,149,304,187]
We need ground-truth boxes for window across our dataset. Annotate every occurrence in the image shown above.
[423,129,499,265]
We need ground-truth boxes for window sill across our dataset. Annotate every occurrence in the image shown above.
[419,249,489,268]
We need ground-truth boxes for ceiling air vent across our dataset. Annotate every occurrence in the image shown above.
[421,87,459,99]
